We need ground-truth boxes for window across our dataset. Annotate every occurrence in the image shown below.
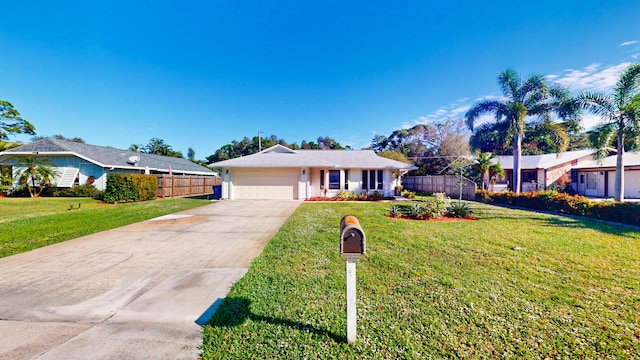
[362,170,384,191]
[344,170,349,190]
[571,170,578,183]
[522,171,536,183]
[362,170,368,190]
[320,170,325,188]
[329,170,340,189]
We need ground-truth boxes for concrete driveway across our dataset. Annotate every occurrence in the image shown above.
[0,200,301,360]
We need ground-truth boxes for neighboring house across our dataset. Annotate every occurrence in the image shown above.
[210,144,417,200]
[493,149,602,192]
[0,138,217,191]
[572,152,640,199]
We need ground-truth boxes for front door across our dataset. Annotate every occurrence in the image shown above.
[585,172,598,196]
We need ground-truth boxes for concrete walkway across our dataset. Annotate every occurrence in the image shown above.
[0,200,301,360]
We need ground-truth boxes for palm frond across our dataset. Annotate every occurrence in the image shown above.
[615,63,640,105]
[498,69,520,98]
[465,100,504,131]
[588,123,616,159]
[520,74,549,104]
[576,91,616,119]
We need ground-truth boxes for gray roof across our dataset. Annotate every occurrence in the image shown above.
[0,138,216,175]
[211,144,417,170]
[573,151,640,169]
[493,149,598,170]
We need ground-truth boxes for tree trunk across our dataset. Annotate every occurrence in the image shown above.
[615,131,624,202]
[482,170,489,190]
[29,177,36,198]
[513,133,522,194]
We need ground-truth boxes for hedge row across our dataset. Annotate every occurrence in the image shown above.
[103,174,157,203]
[476,190,640,226]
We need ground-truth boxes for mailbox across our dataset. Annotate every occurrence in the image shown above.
[340,215,366,258]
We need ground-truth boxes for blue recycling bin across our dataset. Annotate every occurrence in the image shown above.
[212,185,222,200]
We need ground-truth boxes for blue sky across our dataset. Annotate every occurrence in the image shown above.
[2,1,639,160]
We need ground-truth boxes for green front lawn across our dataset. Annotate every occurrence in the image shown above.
[0,197,211,258]
[202,201,640,359]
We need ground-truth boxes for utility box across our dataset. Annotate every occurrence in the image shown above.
[340,215,366,258]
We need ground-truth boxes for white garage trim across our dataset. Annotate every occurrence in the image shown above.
[232,168,299,200]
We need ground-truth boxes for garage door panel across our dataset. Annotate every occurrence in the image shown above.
[233,169,298,200]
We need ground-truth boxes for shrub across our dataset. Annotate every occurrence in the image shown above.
[103,174,157,203]
[448,202,473,218]
[423,193,449,219]
[336,191,356,200]
[42,184,103,198]
[388,205,403,218]
[336,190,350,200]
[475,189,640,226]
[401,190,415,199]
[475,189,493,203]
[407,203,427,219]
[371,190,384,200]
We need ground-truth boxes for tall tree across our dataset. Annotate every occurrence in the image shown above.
[576,63,640,201]
[0,100,36,140]
[370,119,470,175]
[466,69,578,193]
[137,138,184,158]
[13,156,57,197]
[32,135,85,143]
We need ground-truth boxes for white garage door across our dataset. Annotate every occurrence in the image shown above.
[232,169,299,200]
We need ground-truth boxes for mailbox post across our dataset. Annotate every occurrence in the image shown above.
[340,215,366,344]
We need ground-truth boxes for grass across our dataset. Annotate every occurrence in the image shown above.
[0,197,212,258]
[202,201,640,359]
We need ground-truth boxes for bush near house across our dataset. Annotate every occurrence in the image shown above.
[42,184,103,198]
[476,190,640,225]
[103,174,157,203]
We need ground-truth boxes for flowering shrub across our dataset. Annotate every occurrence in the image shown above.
[336,191,355,200]
[476,190,640,225]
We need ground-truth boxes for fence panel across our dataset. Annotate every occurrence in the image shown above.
[155,175,221,198]
[402,175,477,200]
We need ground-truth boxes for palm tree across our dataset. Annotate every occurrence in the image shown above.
[466,69,578,193]
[489,161,506,192]
[474,151,493,190]
[576,63,640,202]
[13,156,58,197]
[473,151,504,190]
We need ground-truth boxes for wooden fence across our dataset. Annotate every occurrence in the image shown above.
[155,175,221,198]
[402,175,477,200]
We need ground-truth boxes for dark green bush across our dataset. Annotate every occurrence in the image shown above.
[42,184,103,198]
[476,190,640,226]
[103,174,157,203]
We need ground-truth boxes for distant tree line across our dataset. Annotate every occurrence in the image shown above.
[206,135,348,163]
